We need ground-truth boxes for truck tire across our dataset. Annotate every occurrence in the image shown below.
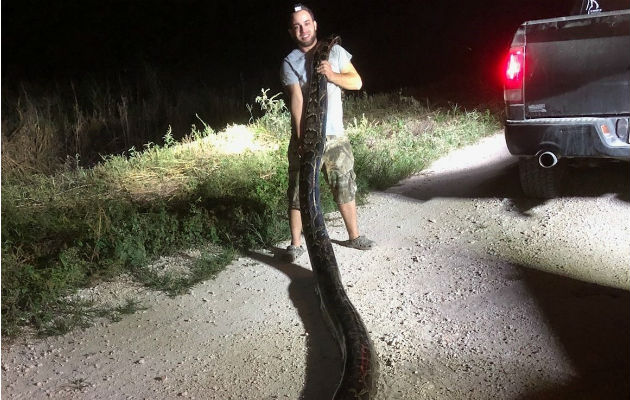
[518,157,565,199]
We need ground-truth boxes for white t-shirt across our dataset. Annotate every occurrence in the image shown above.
[281,44,352,136]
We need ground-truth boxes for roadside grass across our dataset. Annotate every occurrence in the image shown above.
[346,92,499,189]
[1,89,500,338]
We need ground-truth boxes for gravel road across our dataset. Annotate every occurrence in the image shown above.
[2,133,629,399]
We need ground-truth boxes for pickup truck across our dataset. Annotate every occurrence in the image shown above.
[503,0,630,198]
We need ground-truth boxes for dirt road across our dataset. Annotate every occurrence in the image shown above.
[3,134,629,399]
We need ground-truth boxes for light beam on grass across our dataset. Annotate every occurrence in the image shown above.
[206,124,270,155]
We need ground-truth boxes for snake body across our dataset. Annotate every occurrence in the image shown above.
[298,36,378,400]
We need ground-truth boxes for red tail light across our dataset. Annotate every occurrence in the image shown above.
[504,46,524,102]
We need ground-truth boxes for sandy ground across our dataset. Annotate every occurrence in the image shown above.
[2,134,630,399]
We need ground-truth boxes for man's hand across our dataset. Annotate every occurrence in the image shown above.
[316,60,335,82]
[316,61,362,90]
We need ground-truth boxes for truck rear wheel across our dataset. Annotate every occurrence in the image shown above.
[518,157,565,198]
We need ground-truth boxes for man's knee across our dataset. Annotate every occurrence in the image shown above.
[331,170,357,205]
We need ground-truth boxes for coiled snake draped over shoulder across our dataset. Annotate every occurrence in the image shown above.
[298,36,379,400]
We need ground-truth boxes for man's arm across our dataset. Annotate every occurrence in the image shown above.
[317,61,362,90]
[286,83,304,138]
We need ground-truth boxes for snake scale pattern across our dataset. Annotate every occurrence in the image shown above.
[298,36,379,400]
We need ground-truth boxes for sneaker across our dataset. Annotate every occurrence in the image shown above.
[285,245,305,262]
[344,236,375,250]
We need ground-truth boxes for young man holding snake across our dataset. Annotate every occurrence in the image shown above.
[281,3,375,262]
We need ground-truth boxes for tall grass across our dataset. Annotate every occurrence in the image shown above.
[1,67,249,177]
[1,86,499,338]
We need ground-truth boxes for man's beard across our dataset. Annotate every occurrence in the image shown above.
[297,35,316,48]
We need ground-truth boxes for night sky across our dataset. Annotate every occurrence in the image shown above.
[2,0,575,98]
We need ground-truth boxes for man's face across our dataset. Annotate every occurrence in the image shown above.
[289,10,317,50]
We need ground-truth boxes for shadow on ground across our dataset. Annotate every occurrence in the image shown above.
[389,156,629,214]
[516,266,630,399]
[246,249,341,400]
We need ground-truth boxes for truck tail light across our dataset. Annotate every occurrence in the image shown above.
[504,46,524,102]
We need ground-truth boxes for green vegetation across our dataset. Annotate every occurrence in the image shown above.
[1,88,499,338]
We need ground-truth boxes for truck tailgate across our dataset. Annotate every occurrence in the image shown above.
[524,10,630,119]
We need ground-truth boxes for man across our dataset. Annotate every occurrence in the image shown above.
[281,3,374,262]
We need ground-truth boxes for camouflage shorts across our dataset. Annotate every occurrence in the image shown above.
[287,136,357,209]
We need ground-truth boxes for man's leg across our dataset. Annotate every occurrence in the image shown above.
[285,208,305,261]
[338,200,375,249]
[338,200,359,241]
[286,140,304,257]
[289,208,303,246]
[323,138,374,249]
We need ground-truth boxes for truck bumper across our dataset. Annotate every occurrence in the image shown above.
[505,117,630,160]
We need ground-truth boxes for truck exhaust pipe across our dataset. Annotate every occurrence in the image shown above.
[538,151,558,168]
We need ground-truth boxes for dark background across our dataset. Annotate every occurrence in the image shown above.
[2,0,575,99]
